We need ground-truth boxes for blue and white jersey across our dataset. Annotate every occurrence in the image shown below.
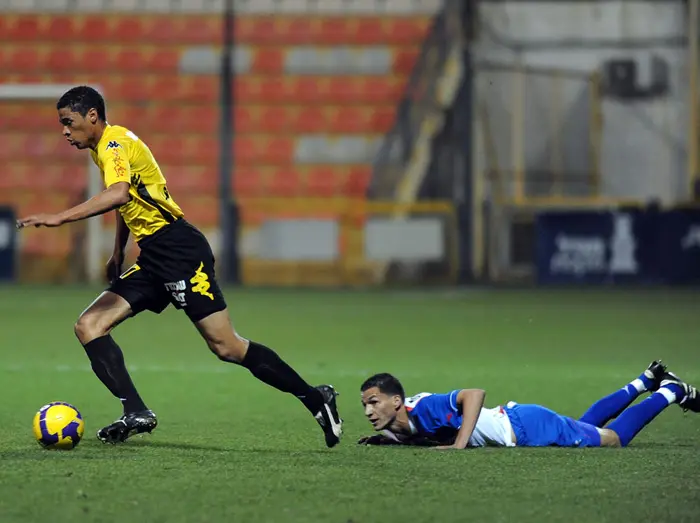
[382,391,515,447]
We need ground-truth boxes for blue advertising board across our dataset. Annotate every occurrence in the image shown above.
[0,207,17,281]
[535,207,700,285]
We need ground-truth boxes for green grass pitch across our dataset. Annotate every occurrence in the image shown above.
[0,286,699,522]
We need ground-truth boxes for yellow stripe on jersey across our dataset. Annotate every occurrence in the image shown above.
[90,125,184,242]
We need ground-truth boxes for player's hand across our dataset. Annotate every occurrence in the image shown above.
[357,435,388,446]
[16,214,64,229]
[431,444,459,450]
[105,251,125,284]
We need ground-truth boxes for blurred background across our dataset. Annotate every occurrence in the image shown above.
[0,0,699,289]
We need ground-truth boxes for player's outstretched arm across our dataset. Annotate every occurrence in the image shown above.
[437,388,486,450]
[17,182,131,229]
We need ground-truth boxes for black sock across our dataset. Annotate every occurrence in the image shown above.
[83,335,148,414]
[241,341,324,414]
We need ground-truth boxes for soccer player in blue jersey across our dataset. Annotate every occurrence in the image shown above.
[358,361,699,449]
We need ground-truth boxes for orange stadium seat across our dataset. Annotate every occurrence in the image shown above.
[318,18,354,45]
[284,18,317,45]
[6,15,42,42]
[262,137,294,165]
[80,48,116,73]
[267,168,301,198]
[369,106,396,133]
[75,17,113,42]
[345,167,372,197]
[136,16,170,43]
[112,17,148,43]
[393,49,420,74]
[113,47,151,72]
[329,107,367,134]
[355,18,388,45]
[7,48,40,72]
[252,49,284,75]
[293,107,327,133]
[45,15,78,42]
[257,106,291,134]
[306,168,342,198]
[232,167,264,197]
[234,106,255,134]
[390,18,433,44]
[181,17,222,45]
[287,78,322,105]
[243,17,279,45]
[151,49,180,72]
[181,196,218,227]
[164,166,216,195]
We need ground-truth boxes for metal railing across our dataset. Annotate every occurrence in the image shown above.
[368,0,466,199]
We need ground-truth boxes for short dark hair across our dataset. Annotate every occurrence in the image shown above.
[56,86,106,121]
[361,373,405,401]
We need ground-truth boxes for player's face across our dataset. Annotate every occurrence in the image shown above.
[361,387,402,431]
[58,107,98,150]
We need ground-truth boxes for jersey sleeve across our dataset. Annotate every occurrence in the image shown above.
[424,390,461,417]
[99,139,131,188]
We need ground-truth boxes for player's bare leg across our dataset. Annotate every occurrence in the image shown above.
[194,309,343,448]
[75,291,156,444]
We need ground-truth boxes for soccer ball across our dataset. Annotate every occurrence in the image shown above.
[32,402,85,450]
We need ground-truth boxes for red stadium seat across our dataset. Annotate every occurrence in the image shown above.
[393,49,420,74]
[257,106,291,134]
[8,15,43,42]
[112,17,147,43]
[150,49,180,73]
[76,16,113,42]
[267,168,301,198]
[232,166,264,197]
[389,18,433,44]
[293,107,327,133]
[329,107,367,134]
[306,168,341,198]
[45,16,78,43]
[355,18,387,45]
[345,167,372,197]
[113,47,150,72]
[369,106,396,133]
[262,137,294,165]
[7,48,40,72]
[252,49,284,75]
[181,16,221,45]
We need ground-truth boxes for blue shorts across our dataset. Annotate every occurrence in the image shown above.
[504,403,601,448]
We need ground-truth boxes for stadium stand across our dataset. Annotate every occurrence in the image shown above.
[0,0,440,280]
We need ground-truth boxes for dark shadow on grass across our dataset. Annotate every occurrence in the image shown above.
[128,439,332,455]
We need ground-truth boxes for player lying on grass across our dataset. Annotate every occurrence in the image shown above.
[357,361,699,449]
[15,86,342,448]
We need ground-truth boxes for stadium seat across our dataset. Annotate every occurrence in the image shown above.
[232,166,264,197]
[3,6,435,277]
[306,167,342,198]
[268,168,301,198]
[252,48,285,74]
[7,15,43,42]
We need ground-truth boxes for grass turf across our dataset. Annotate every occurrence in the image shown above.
[0,286,699,522]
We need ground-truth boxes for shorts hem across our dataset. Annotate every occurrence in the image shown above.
[185,303,227,323]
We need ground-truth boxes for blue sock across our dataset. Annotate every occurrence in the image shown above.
[579,373,654,427]
[607,384,682,447]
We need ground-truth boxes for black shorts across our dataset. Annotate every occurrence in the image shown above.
[109,219,227,323]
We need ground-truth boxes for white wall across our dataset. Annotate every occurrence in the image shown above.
[474,0,691,204]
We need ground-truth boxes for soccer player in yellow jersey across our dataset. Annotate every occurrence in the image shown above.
[16,86,343,447]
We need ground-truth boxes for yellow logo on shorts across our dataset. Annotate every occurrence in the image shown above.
[119,264,140,279]
[190,262,214,300]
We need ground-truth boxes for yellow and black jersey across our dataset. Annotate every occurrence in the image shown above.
[90,124,184,242]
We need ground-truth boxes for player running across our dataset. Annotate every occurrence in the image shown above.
[357,362,699,448]
[16,86,343,447]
